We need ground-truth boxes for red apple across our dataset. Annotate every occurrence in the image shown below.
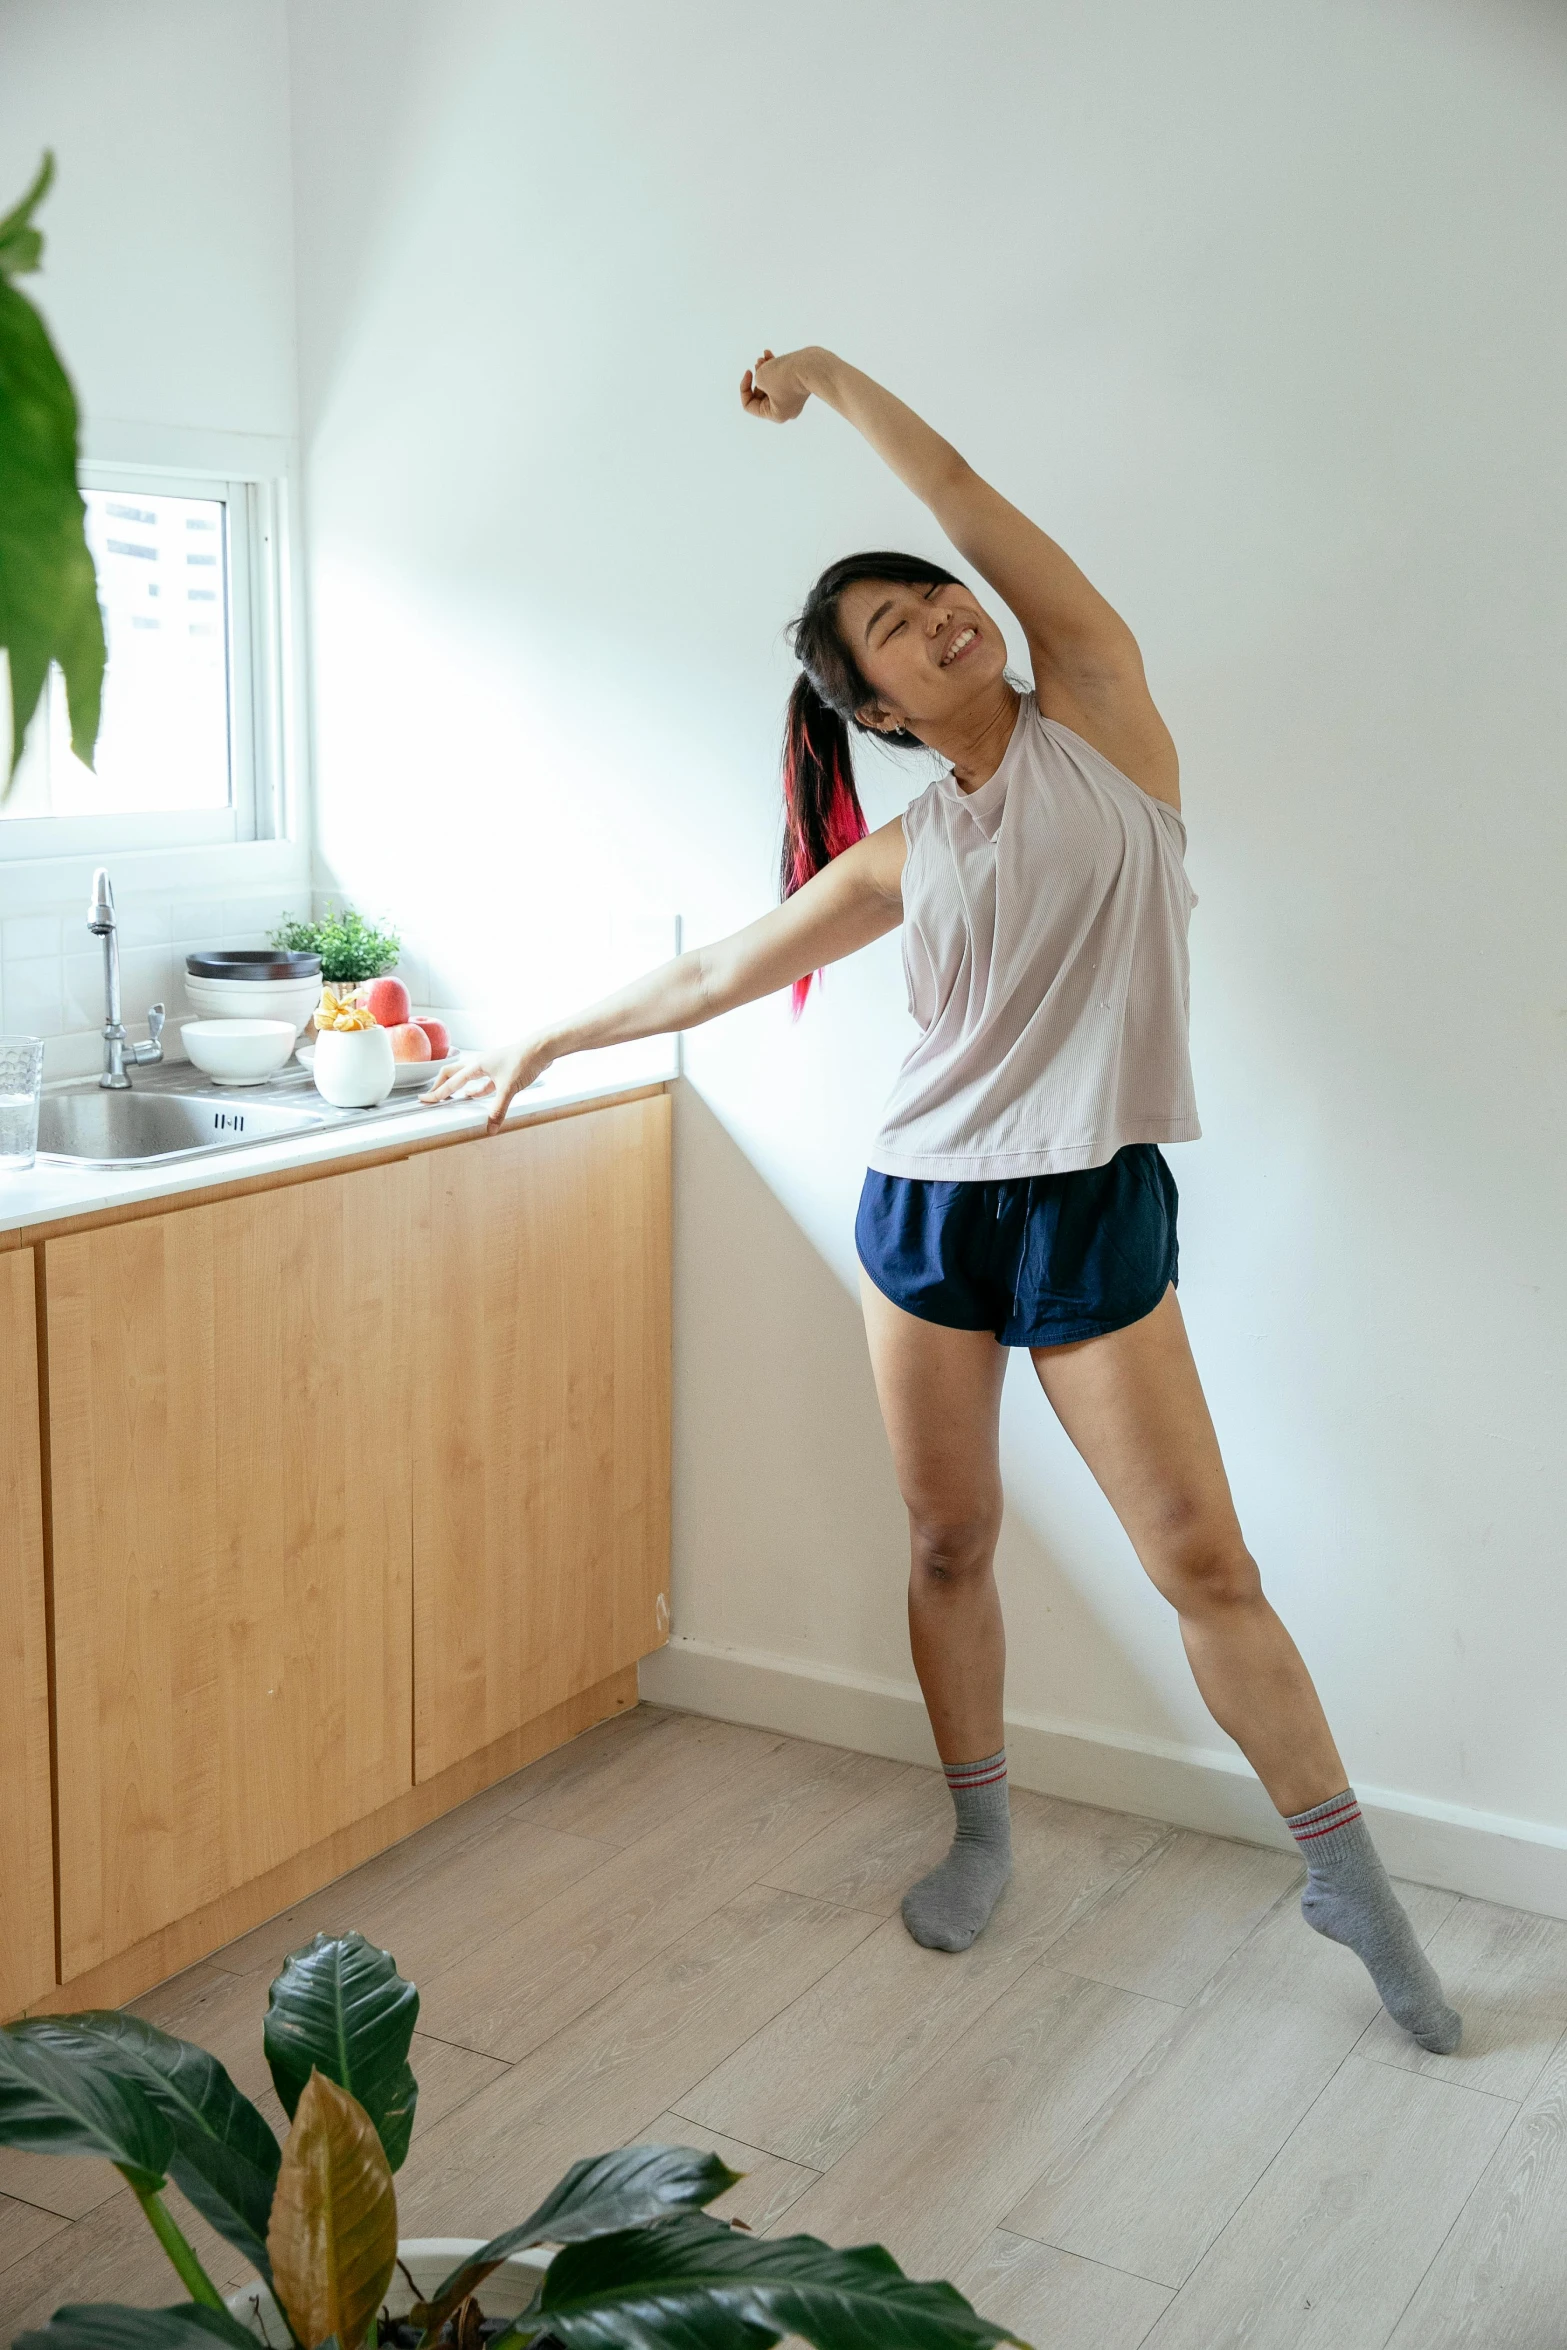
[364,975,411,1028]
[414,1016,450,1060]
[386,1021,432,1062]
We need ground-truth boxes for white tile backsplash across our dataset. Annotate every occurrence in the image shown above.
[5,959,64,1039]
[3,914,62,962]
[6,890,305,1072]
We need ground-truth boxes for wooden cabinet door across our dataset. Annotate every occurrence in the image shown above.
[46,1164,414,1982]
[412,1095,671,1781]
[1,1250,56,2016]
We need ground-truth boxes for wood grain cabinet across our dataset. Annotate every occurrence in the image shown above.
[1,1250,56,2016]
[411,1093,672,1781]
[15,1084,670,2007]
[45,1161,415,1983]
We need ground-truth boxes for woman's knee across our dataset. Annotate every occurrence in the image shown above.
[908,1507,1001,1590]
[1144,1502,1262,1613]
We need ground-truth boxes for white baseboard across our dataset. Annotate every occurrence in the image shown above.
[639,1636,1567,1921]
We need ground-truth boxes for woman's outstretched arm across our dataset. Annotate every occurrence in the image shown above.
[421,816,905,1126]
[743,346,1177,803]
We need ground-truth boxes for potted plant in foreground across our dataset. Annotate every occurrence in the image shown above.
[0,1933,1027,2350]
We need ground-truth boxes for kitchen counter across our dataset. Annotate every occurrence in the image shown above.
[0,1034,676,1235]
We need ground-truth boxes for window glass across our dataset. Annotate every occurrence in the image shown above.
[4,488,233,821]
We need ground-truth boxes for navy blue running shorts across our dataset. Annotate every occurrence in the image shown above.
[855,1144,1179,1349]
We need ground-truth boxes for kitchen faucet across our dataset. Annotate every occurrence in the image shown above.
[87,868,165,1089]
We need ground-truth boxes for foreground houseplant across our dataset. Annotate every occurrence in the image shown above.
[0,153,105,796]
[0,1933,1026,2350]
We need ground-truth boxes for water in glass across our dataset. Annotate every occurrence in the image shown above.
[0,1038,44,1172]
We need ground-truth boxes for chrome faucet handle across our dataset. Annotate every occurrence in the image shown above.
[128,1002,166,1069]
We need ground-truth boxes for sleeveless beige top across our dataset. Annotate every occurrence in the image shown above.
[868,693,1201,1180]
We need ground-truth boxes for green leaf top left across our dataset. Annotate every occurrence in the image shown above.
[0,150,106,790]
[0,151,52,276]
[0,2024,173,2194]
[9,2015,280,2279]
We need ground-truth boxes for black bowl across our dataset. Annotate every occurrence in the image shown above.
[186,949,321,980]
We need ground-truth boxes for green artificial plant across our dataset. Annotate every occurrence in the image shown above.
[271,907,403,985]
[0,1931,1029,2350]
[0,152,105,794]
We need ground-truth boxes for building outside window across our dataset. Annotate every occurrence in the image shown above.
[2,467,289,858]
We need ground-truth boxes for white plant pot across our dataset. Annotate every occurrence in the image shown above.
[225,2237,550,2345]
[311,1024,395,1108]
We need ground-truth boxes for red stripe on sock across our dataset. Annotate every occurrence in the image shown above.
[1295,1810,1361,1841]
[1291,1795,1358,1832]
[946,1766,1008,1789]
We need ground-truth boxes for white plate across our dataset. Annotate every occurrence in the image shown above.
[297,1043,457,1092]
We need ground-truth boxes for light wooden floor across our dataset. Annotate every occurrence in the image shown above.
[4,1704,1565,2349]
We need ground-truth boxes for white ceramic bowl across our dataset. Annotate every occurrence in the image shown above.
[179,1019,299,1087]
[184,972,322,1038]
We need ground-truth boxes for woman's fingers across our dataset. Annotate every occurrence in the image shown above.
[420,1055,492,1103]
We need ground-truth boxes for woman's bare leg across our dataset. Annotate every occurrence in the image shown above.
[1030,1281,1460,2049]
[858,1270,1010,1761]
[859,1273,1016,1949]
[1029,1283,1346,1815]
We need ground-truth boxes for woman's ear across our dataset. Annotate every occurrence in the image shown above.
[858,702,904,736]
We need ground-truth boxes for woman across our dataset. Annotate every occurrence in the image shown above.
[427,346,1459,2052]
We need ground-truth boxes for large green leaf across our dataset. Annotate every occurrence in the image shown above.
[533,2215,1030,2350]
[12,2302,259,2350]
[411,2144,743,2336]
[0,153,105,791]
[0,2024,173,2194]
[11,2016,280,2279]
[264,1934,419,2173]
[267,2072,398,2350]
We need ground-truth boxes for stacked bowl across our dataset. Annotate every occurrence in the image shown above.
[181,950,321,1086]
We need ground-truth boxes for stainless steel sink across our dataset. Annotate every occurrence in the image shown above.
[38,1088,331,1169]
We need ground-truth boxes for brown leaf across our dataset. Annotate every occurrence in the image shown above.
[267,2067,399,2350]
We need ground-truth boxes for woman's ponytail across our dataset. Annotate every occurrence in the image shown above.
[779,674,868,1015]
[779,548,957,1014]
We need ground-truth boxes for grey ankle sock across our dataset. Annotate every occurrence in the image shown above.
[1288,1789,1461,2053]
[902,1751,1012,1952]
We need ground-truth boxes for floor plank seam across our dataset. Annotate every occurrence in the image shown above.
[991,2222,1172,2293]
[402,2024,520,2068]
[1151,2032,1402,2304]
[664,2108,824,2182]
[1349,2045,1526,2106]
[750,1878,897,1920]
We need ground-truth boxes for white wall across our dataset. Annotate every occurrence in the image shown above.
[286,1,1567,1900]
[0,0,308,1069]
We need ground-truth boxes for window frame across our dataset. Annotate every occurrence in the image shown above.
[0,460,290,863]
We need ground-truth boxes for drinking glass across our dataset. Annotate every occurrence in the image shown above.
[0,1037,45,1172]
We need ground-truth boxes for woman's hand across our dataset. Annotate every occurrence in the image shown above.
[740,346,828,424]
[420,1032,555,1129]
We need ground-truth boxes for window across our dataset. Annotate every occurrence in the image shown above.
[2,465,288,857]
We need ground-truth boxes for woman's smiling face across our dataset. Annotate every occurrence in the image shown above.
[834,574,1008,734]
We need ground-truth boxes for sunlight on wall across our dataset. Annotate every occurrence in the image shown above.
[289,0,1567,1830]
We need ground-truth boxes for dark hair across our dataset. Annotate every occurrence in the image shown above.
[781,550,958,1012]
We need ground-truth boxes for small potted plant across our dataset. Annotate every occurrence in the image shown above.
[271,908,403,998]
[0,1933,1025,2350]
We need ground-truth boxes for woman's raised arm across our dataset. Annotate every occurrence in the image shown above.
[421,817,906,1126]
[743,346,1177,802]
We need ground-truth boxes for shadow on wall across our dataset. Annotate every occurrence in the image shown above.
[668,1080,1180,1747]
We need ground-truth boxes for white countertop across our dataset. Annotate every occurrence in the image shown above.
[0,1036,677,1234]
